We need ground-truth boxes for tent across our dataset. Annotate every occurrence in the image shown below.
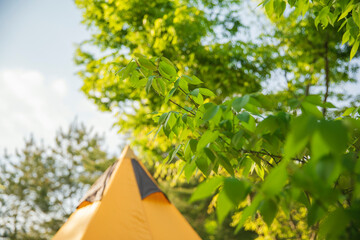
[53,146,201,240]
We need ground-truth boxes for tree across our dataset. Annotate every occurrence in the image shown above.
[116,55,360,239]
[0,122,117,239]
[260,0,360,59]
[74,0,277,163]
[264,10,359,116]
[74,0,360,238]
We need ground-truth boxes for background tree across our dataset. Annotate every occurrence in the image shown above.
[0,122,117,239]
[262,0,359,116]
[261,0,360,59]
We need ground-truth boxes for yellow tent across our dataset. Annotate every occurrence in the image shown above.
[53,146,201,240]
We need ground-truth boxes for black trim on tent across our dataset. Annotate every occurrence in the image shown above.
[131,159,162,199]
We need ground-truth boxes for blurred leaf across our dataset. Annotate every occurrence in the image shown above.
[138,57,157,71]
[203,105,220,122]
[190,176,224,202]
[259,198,278,226]
[182,75,203,85]
[159,61,177,77]
[318,208,350,240]
[197,131,219,151]
[232,95,250,112]
[261,163,287,197]
[217,189,234,224]
[237,112,250,123]
[319,120,348,154]
[199,88,216,97]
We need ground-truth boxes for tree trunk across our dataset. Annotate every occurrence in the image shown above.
[322,38,330,117]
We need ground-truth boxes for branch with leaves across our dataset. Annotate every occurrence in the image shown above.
[117,54,360,239]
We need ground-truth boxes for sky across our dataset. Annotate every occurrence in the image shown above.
[0,0,123,155]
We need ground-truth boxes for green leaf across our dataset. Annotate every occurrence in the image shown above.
[307,202,325,226]
[190,88,200,97]
[237,112,250,123]
[301,101,323,119]
[284,115,316,160]
[315,6,330,29]
[138,58,157,71]
[159,61,177,77]
[165,87,176,103]
[342,30,350,45]
[199,88,216,97]
[203,105,220,122]
[158,112,169,125]
[197,131,219,151]
[132,78,147,88]
[216,178,250,224]
[129,71,140,87]
[204,147,216,162]
[146,76,154,94]
[160,57,176,68]
[318,120,348,154]
[119,61,137,80]
[259,198,278,226]
[167,144,182,163]
[184,160,196,182]
[305,95,323,106]
[182,75,203,85]
[217,189,234,224]
[232,95,250,112]
[178,77,189,92]
[261,163,287,197]
[231,130,244,149]
[196,156,210,176]
[265,0,274,17]
[164,112,177,129]
[318,208,350,240]
[343,107,356,116]
[223,178,250,206]
[190,176,224,202]
[338,2,355,21]
[256,115,278,134]
[353,8,360,28]
[311,131,331,162]
[189,139,198,153]
[241,114,256,133]
[218,154,234,176]
[350,38,359,60]
[133,53,147,58]
[152,78,166,95]
[273,0,286,18]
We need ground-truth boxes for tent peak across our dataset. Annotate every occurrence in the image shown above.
[120,145,137,160]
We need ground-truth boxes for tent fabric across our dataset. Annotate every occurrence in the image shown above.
[77,161,118,207]
[131,158,162,199]
[53,145,201,240]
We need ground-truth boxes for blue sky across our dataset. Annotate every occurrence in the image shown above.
[0,0,123,154]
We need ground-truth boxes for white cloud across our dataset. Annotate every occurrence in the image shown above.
[51,78,68,97]
[0,69,123,155]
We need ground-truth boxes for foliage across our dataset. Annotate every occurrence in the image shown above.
[116,54,360,239]
[0,122,117,239]
[161,179,258,239]
[74,0,277,164]
[260,0,360,60]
